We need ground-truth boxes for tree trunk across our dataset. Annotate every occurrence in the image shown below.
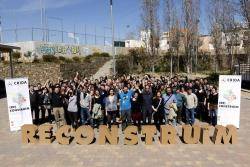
[170,53,173,77]
[177,49,180,72]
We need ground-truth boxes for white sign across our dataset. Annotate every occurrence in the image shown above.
[218,75,241,128]
[5,78,33,131]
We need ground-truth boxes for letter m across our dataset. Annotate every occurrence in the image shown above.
[213,125,238,144]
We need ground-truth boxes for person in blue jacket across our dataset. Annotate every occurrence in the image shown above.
[118,85,134,131]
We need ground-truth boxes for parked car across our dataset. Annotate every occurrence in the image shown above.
[0,79,6,98]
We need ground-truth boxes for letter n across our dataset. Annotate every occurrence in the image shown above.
[98,125,118,145]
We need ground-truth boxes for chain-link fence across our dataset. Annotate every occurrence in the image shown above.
[0,27,123,46]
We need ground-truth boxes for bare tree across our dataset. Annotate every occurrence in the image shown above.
[209,0,238,72]
[222,1,238,71]
[239,0,250,63]
[209,0,224,72]
[141,0,160,72]
[163,0,182,74]
[171,19,182,73]
[182,0,200,74]
[239,0,250,27]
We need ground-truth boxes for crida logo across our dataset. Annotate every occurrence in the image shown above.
[226,78,240,82]
[8,80,27,86]
[14,81,27,85]
[222,78,240,82]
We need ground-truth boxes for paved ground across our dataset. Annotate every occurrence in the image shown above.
[0,93,250,167]
[92,59,112,79]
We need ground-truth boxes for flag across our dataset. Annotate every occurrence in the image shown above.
[110,0,113,5]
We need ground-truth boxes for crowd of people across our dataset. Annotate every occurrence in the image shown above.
[29,73,219,131]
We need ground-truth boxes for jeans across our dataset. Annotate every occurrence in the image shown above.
[153,110,164,127]
[41,105,52,123]
[209,109,217,126]
[142,107,152,124]
[196,102,206,121]
[121,109,131,131]
[107,111,117,128]
[185,108,195,125]
[31,105,39,125]
[68,111,78,129]
[163,112,169,124]
[80,107,92,125]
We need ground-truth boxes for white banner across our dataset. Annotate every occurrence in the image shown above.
[218,75,241,128]
[5,78,33,131]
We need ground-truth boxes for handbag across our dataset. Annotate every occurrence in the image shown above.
[92,103,102,119]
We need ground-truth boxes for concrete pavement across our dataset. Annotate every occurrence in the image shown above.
[0,95,250,167]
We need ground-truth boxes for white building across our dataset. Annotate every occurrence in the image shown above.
[125,40,144,48]
[125,30,171,50]
[159,32,170,51]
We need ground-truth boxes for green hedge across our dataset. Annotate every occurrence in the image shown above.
[38,52,110,64]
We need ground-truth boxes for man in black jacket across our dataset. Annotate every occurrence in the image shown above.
[51,87,66,128]
[29,85,39,125]
[142,85,153,124]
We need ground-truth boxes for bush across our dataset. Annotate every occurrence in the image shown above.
[59,56,66,61]
[42,55,59,62]
[2,61,9,65]
[24,51,32,58]
[72,56,81,62]
[12,51,21,60]
[92,52,101,57]
[207,72,219,84]
[100,52,110,57]
[64,58,73,63]
[33,57,41,63]
[116,54,134,75]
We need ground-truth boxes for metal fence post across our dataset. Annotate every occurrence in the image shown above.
[31,27,34,41]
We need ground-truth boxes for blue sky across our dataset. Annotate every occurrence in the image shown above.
[0,0,209,44]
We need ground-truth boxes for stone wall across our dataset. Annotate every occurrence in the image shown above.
[0,57,110,84]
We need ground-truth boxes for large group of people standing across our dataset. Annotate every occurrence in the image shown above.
[29,73,219,130]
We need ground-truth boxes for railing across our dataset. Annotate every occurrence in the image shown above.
[235,64,250,81]
[0,27,125,46]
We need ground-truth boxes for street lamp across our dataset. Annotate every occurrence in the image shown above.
[110,0,115,75]
[0,16,2,43]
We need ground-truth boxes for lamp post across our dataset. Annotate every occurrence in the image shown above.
[110,0,115,75]
[0,16,2,43]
